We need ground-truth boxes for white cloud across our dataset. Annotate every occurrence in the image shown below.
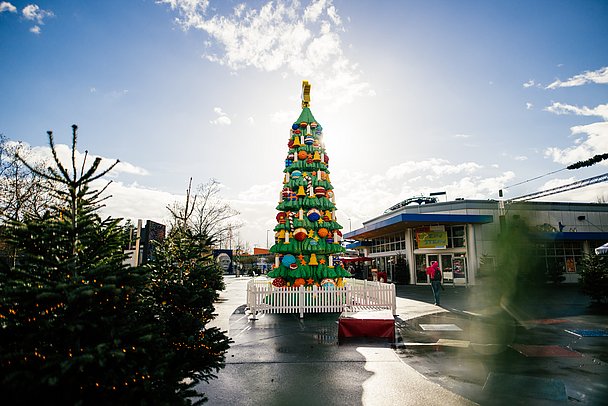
[546,66,608,89]
[29,25,40,34]
[543,101,608,165]
[545,121,608,165]
[97,181,176,225]
[385,158,482,181]
[269,109,291,124]
[158,0,371,108]
[453,133,472,139]
[544,102,608,120]
[210,106,232,125]
[514,156,528,161]
[0,2,16,13]
[526,102,533,110]
[523,79,537,88]
[22,4,53,23]
[18,142,149,178]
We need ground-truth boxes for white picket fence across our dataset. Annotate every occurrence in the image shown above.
[247,278,396,318]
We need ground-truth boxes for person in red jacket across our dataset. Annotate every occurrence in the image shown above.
[426,261,442,305]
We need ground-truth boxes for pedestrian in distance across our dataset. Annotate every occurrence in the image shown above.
[426,261,443,305]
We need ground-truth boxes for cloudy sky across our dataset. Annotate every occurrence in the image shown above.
[1,0,607,249]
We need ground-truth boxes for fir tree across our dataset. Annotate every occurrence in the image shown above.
[267,82,350,287]
[0,125,229,404]
[145,226,230,404]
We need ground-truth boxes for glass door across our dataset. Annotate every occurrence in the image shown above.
[452,256,467,285]
[441,254,453,284]
[415,254,427,284]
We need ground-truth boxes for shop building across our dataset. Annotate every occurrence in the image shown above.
[344,199,608,285]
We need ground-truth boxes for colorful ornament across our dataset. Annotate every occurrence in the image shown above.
[282,187,291,199]
[272,277,287,287]
[285,159,292,167]
[297,150,308,160]
[314,186,326,197]
[281,254,296,267]
[286,190,297,201]
[300,122,307,128]
[293,227,308,241]
[276,212,286,224]
[291,170,302,179]
[294,129,301,134]
[317,227,329,238]
[307,208,321,222]
[293,278,306,287]
[304,136,314,145]
[289,263,298,270]
[320,278,336,289]
[292,123,299,130]
[310,122,318,128]
[313,151,321,162]
[296,185,306,197]
[292,136,302,147]
[308,253,319,266]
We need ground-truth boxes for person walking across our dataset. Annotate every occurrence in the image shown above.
[426,261,442,305]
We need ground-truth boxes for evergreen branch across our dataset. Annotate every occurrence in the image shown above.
[567,153,608,170]
[47,131,72,183]
[71,125,78,184]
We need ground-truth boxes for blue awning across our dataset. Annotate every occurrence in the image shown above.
[344,213,494,240]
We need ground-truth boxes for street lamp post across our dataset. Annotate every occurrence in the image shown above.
[266,229,270,248]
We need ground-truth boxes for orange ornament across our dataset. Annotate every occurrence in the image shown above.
[297,150,308,160]
[317,228,329,238]
[293,278,306,287]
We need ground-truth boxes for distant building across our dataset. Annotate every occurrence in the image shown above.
[344,199,608,285]
[124,220,166,266]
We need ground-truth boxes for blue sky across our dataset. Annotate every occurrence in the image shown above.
[1,0,607,249]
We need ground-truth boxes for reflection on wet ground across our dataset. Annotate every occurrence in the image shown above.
[394,286,608,405]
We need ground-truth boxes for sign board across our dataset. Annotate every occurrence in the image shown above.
[416,231,448,249]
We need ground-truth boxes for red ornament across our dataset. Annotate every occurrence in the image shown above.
[300,122,307,128]
[294,129,301,134]
[276,212,286,224]
[314,186,326,197]
[272,277,287,287]
[288,139,294,148]
[293,227,308,241]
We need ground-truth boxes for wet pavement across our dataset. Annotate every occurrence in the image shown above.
[394,284,608,405]
[199,277,608,405]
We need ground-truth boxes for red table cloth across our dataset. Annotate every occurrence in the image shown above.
[338,309,395,342]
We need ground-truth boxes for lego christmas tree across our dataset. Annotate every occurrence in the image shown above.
[267,81,350,288]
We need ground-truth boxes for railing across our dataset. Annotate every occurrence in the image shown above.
[247,278,396,318]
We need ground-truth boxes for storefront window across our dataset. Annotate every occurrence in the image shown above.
[448,226,465,248]
[369,232,406,254]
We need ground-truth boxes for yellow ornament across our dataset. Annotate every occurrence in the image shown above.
[297,185,306,197]
[292,136,301,147]
[312,151,321,162]
[308,253,319,266]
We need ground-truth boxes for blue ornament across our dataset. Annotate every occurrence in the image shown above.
[292,123,299,130]
[285,159,292,167]
[304,136,314,145]
[291,170,302,179]
[281,254,296,267]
